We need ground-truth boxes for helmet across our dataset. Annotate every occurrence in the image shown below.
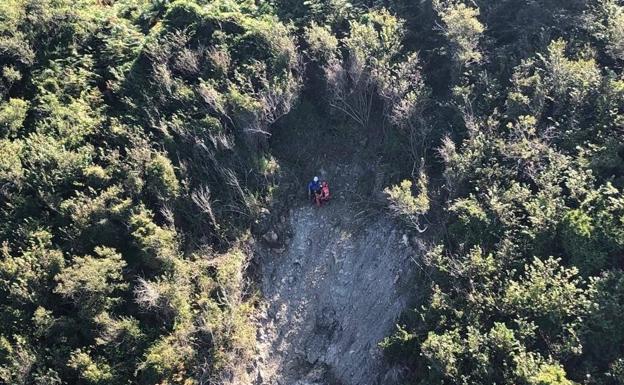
[313,176,319,182]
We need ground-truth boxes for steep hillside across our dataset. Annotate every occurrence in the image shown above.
[239,99,422,384]
[253,172,421,385]
[3,1,624,385]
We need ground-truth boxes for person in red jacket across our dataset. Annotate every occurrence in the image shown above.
[316,180,330,206]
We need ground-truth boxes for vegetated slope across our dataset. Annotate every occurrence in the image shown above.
[0,1,300,384]
[3,0,624,384]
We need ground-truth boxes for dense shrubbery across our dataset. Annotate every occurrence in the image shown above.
[0,1,297,383]
[1,0,624,384]
[373,1,624,384]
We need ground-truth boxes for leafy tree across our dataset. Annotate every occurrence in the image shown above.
[378,52,430,161]
[325,9,404,127]
[304,23,339,64]
[433,0,485,68]
[582,271,624,380]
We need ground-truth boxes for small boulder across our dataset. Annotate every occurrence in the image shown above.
[263,230,279,246]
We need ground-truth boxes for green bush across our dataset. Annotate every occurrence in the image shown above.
[560,209,608,275]
[55,247,128,314]
[0,98,28,138]
[68,349,114,384]
[130,208,179,269]
[145,153,180,200]
[0,139,23,186]
[385,172,429,232]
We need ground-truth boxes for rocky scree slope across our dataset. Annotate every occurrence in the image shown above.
[252,173,424,385]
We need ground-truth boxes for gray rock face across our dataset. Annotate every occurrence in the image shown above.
[254,201,418,385]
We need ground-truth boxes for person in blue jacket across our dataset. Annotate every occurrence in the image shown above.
[308,176,321,202]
